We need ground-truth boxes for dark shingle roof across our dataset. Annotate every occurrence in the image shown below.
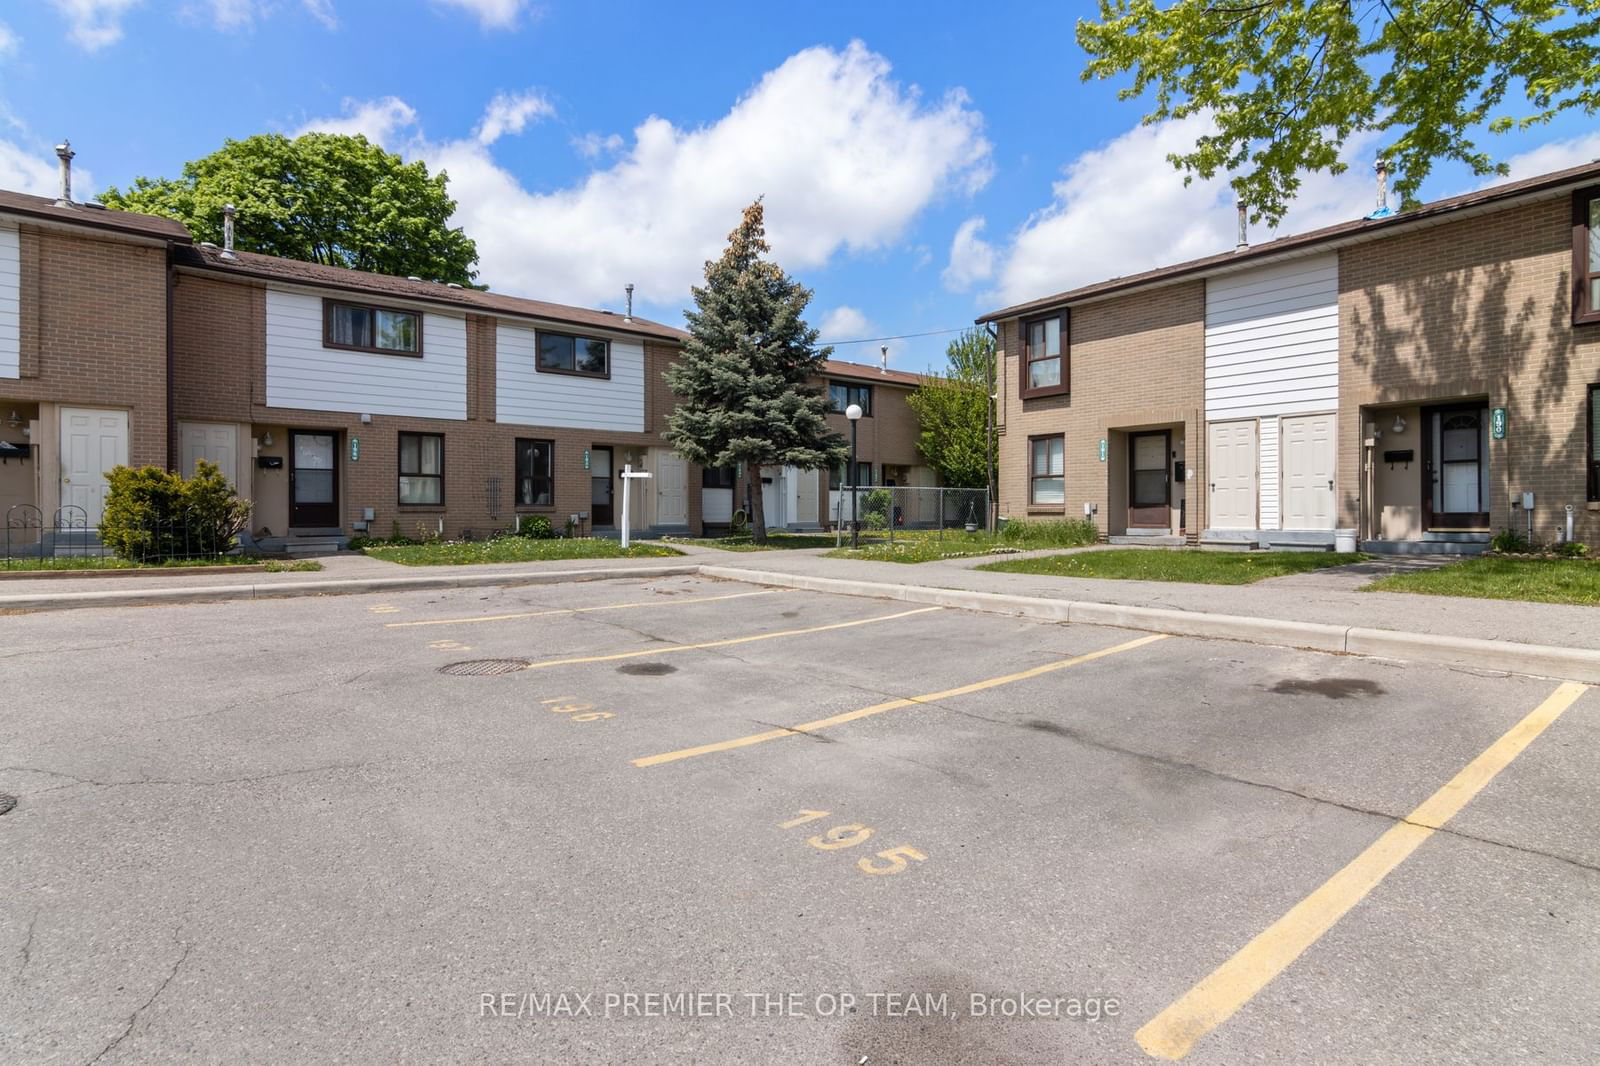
[173,243,689,343]
[821,359,923,387]
[0,189,192,242]
[979,158,1600,322]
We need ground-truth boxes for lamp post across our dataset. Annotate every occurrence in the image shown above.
[845,402,863,549]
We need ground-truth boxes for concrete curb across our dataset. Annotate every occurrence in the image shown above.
[0,564,702,612]
[698,564,1600,683]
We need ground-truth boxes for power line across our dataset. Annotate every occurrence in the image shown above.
[818,326,971,346]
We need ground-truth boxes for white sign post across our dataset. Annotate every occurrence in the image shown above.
[619,463,652,549]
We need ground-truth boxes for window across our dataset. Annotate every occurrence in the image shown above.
[515,439,554,507]
[398,432,443,505]
[829,462,874,490]
[1029,436,1065,506]
[1020,312,1068,398]
[828,381,873,416]
[324,300,421,356]
[536,330,609,377]
[702,465,737,489]
[1589,384,1600,501]
[1575,187,1600,325]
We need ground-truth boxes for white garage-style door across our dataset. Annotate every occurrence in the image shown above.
[60,407,129,526]
[1207,420,1257,530]
[1280,413,1336,530]
[179,422,239,487]
[654,452,688,528]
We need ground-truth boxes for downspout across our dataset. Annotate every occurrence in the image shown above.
[983,321,998,532]
[166,245,176,472]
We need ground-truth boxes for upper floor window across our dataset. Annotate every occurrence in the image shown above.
[537,330,609,378]
[1575,187,1600,325]
[516,438,554,508]
[828,381,873,416]
[1020,312,1068,398]
[398,432,444,505]
[1029,435,1065,506]
[1589,384,1600,502]
[325,300,421,356]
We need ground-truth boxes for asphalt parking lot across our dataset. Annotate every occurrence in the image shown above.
[2,575,1596,1064]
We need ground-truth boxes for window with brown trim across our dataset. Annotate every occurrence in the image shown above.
[1589,384,1600,501]
[828,381,873,415]
[1019,312,1068,399]
[515,438,554,508]
[324,300,422,356]
[1029,435,1065,506]
[398,432,444,505]
[1574,186,1600,325]
[536,330,610,378]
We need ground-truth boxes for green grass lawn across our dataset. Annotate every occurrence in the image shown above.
[1364,556,1600,605]
[0,555,295,572]
[666,532,846,552]
[826,531,1009,563]
[977,549,1368,584]
[363,537,681,566]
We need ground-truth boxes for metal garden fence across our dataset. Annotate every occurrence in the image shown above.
[4,504,244,570]
[831,486,991,547]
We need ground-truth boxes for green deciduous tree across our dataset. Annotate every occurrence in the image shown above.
[664,201,846,543]
[1077,0,1600,223]
[907,328,995,489]
[101,133,480,284]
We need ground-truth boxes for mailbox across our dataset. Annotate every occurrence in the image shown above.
[256,455,284,469]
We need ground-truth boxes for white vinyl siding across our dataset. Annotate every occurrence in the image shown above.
[496,322,645,432]
[1204,254,1338,421]
[264,287,466,419]
[1258,416,1280,531]
[0,224,18,378]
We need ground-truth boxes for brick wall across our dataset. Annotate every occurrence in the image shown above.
[1339,194,1600,542]
[12,225,168,466]
[996,281,1207,536]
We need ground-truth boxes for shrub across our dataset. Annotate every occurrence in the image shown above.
[1554,540,1589,558]
[1490,527,1533,554]
[518,514,556,539]
[861,489,892,530]
[99,460,251,562]
[998,517,1100,548]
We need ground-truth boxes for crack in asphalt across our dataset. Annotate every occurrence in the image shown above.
[17,907,38,974]
[947,708,1600,877]
[0,760,376,793]
[86,936,190,1066]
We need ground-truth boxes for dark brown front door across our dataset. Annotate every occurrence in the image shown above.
[590,446,614,526]
[1128,430,1170,528]
[1422,405,1490,530]
[289,431,338,528]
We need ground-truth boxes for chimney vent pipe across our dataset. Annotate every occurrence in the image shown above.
[880,344,888,375]
[624,283,634,322]
[220,204,238,260]
[1235,201,1248,250]
[54,140,75,207]
[1367,160,1394,219]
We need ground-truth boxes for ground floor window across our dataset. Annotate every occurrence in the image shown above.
[1589,384,1600,501]
[702,465,737,489]
[398,432,443,505]
[1029,436,1064,505]
[516,439,553,507]
[829,462,873,490]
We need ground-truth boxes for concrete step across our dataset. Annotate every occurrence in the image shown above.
[1361,539,1489,556]
[1108,535,1186,547]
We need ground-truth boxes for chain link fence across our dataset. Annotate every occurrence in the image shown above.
[831,486,991,547]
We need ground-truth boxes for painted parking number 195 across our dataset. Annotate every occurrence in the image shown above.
[778,810,927,877]
[540,698,614,722]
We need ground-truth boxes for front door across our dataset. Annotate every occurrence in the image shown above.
[1207,420,1258,530]
[1128,431,1170,528]
[590,446,614,526]
[289,431,338,529]
[1280,413,1336,530]
[655,452,688,527]
[59,407,128,526]
[1424,405,1490,530]
[179,422,238,486]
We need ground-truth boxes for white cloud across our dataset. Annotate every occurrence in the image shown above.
[0,139,94,199]
[990,116,1379,307]
[572,132,623,160]
[301,0,337,28]
[418,40,990,311]
[1497,131,1600,183]
[475,90,554,146]
[0,22,20,58]
[52,0,141,51]
[197,0,257,30]
[293,97,419,143]
[941,216,995,292]
[819,306,872,341]
[434,0,529,29]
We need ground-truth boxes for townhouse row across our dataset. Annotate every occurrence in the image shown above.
[0,182,931,552]
[982,160,1600,553]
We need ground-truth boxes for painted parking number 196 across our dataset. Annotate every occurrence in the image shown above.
[778,810,927,877]
[540,697,614,722]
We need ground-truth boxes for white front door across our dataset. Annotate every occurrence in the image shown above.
[1207,420,1257,530]
[179,422,238,487]
[655,452,688,527]
[761,467,787,528]
[1281,413,1336,530]
[60,407,129,526]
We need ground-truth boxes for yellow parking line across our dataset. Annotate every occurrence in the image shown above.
[1134,680,1590,1061]
[632,632,1168,768]
[520,605,944,672]
[384,588,784,628]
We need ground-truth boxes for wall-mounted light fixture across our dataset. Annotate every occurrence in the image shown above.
[260,431,274,447]
[1392,415,1407,435]
[5,410,21,428]
[360,413,372,424]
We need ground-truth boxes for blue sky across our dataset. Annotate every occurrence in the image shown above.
[3,1,1597,371]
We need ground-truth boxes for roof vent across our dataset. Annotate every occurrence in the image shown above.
[407,275,422,282]
[446,282,463,289]
[54,140,75,207]
[624,283,634,323]
[1366,160,1394,220]
[880,344,889,375]
[1235,201,1248,250]
[199,241,218,249]
[220,204,238,261]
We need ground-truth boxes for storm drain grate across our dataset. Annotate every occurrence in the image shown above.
[0,793,15,816]
[438,658,531,677]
